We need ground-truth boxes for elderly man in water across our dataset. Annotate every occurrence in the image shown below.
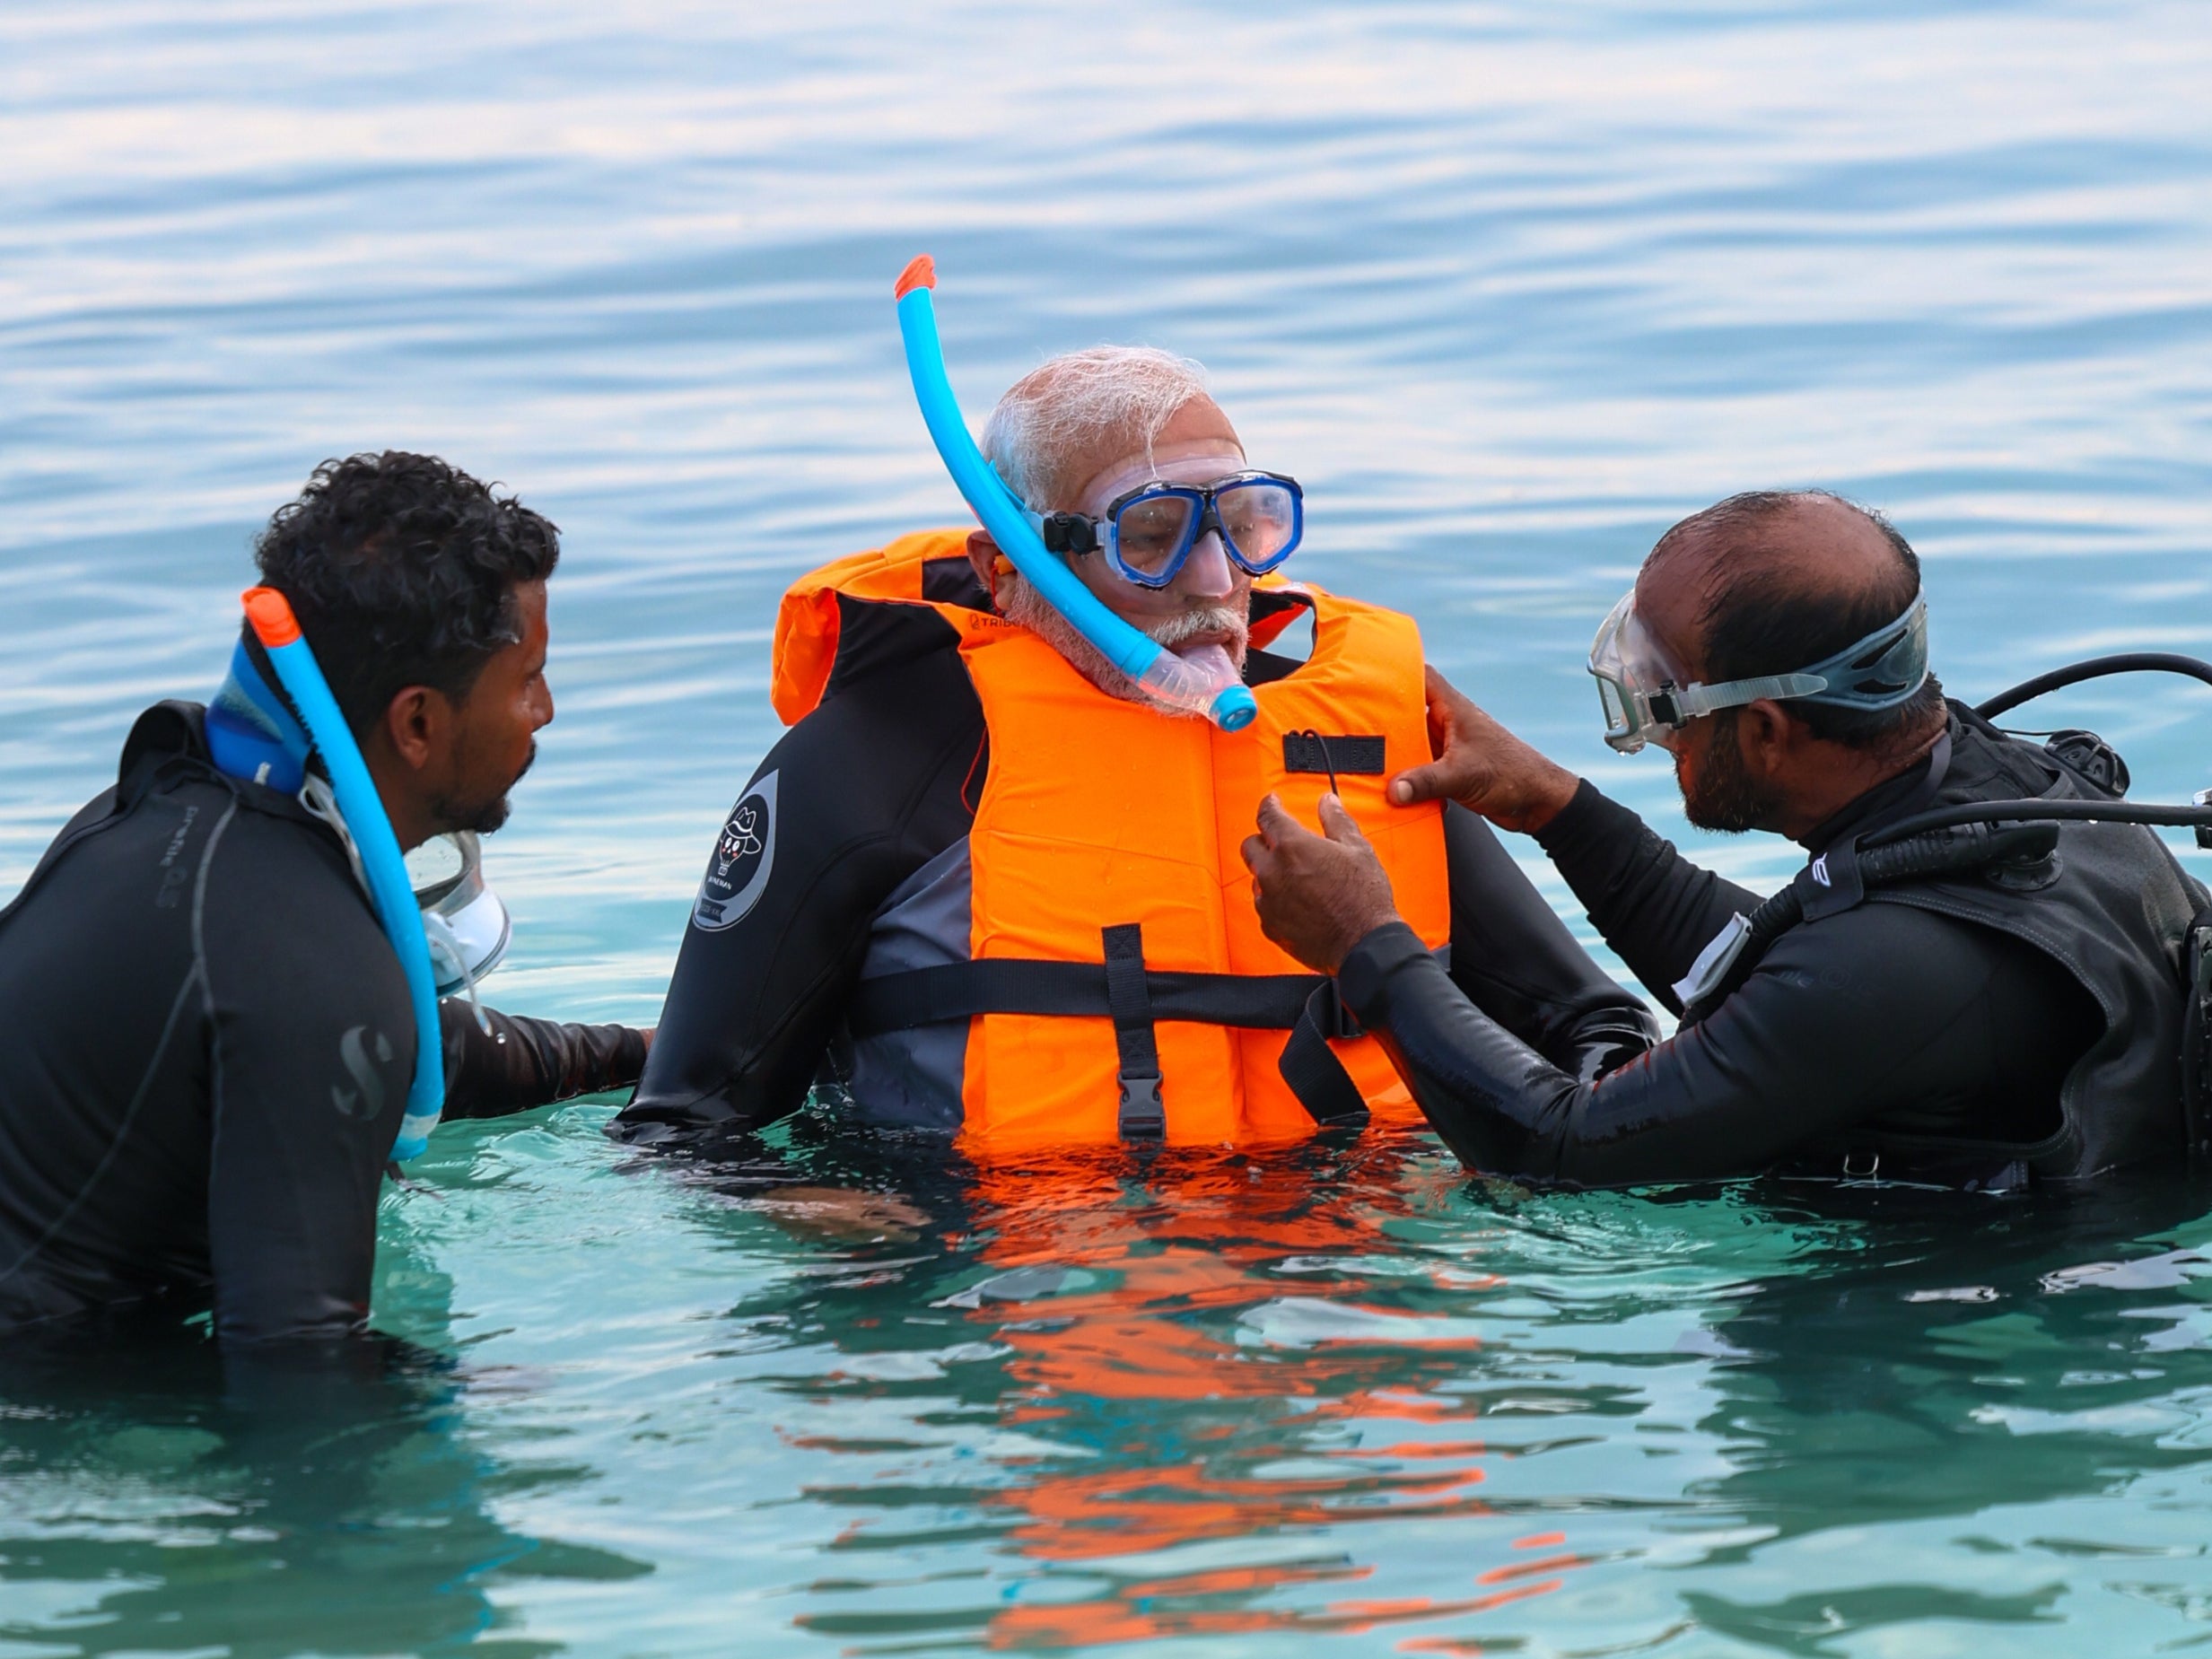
[619,346,1656,1153]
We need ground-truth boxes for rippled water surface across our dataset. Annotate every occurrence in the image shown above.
[6,2,2212,1653]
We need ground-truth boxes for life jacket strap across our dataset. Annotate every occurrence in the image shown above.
[1277,982,1372,1128]
[844,947,1449,1131]
[1102,924,1166,1140]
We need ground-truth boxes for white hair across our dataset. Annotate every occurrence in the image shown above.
[980,345,1213,511]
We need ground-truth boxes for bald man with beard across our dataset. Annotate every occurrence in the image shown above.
[1246,491,2208,1191]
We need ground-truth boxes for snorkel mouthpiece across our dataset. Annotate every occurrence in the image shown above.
[240,587,446,1159]
[893,255,1258,733]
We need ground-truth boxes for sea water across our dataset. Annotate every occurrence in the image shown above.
[4,2,2212,1652]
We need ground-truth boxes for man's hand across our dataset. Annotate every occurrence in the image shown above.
[1239,793,1401,974]
[1387,664,1581,834]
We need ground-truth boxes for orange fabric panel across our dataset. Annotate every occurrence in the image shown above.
[960,629,1246,1149]
[768,528,974,725]
[1209,589,1450,1135]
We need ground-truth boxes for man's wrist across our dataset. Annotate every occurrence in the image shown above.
[1519,764,1583,834]
[1334,919,1430,1026]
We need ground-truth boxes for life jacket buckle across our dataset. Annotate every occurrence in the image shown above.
[1117,1070,1166,1139]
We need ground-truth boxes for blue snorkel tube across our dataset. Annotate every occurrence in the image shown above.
[236,587,445,1161]
[894,256,1258,733]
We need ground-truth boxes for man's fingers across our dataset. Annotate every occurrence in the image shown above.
[1238,831,1270,874]
[1254,791,1301,846]
[1317,792,1372,846]
[1389,762,1450,807]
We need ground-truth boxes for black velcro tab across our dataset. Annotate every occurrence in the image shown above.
[1282,734,1385,775]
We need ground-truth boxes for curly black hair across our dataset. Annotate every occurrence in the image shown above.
[253,451,560,738]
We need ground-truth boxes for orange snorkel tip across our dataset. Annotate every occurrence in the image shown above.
[240,586,302,649]
[894,254,937,299]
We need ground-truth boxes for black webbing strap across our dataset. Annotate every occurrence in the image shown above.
[845,946,1451,1133]
[1101,923,1165,1139]
[1275,982,1371,1127]
[846,961,1321,1036]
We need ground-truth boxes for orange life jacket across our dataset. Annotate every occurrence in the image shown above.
[773,528,1453,1154]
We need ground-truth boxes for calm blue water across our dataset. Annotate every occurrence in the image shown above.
[6,1,2212,1653]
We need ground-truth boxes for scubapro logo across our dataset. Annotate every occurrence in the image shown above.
[694,771,778,932]
[333,1026,394,1119]
[1810,854,1832,888]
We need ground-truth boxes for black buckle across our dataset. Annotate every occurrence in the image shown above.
[1117,1071,1166,1139]
[1040,514,1099,556]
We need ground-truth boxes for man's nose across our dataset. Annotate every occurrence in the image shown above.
[535,681,555,729]
[1176,528,1235,599]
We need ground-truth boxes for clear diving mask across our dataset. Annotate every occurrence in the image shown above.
[1588,589,1930,754]
[405,831,511,998]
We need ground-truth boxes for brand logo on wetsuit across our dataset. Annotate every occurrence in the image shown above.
[1810,854,1832,888]
[333,1025,394,1119]
[694,771,778,932]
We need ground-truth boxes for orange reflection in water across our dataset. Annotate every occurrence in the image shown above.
[931,1144,1590,1647]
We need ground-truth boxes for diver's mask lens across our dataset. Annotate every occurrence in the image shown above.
[405,831,512,997]
[1587,590,1668,754]
[1039,472,1304,589]
[1106,473,1304,588]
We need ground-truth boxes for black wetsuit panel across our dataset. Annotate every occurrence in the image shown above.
[0,715,645,1340]
[624,649,1658,1142]
[1337,781,2100,1186]
[624,634,989,1139]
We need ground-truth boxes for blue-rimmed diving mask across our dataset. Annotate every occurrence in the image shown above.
[1028,470,1303,589]
[1588,589,1930,754]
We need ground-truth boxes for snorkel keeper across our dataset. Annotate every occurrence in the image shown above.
[894,255,1258,733]
[222,587,447,1160]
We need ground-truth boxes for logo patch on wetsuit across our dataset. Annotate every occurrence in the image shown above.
[694,771,778,932]
[333,1025,394,1119]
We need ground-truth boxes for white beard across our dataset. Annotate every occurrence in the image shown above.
[995,574,1250,717]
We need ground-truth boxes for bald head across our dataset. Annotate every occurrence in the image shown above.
[1639,489,1942,755]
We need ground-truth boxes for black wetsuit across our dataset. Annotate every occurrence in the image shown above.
[1333,712,2201,1188]
[622,616,1661,1144]
[0,703,646,1340]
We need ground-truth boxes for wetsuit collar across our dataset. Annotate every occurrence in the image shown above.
[1801,719,1956,853]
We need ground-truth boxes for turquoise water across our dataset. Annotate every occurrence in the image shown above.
[6,0,2212,1651]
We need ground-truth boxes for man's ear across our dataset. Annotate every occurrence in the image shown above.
[1736,700,1800,778]
[966,530,1007,599]
[377,685,451,774]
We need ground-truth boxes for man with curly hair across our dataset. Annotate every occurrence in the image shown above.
[0,452,649,1348]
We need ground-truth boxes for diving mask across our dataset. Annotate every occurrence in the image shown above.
[1589,589,1930,754]
[405,831,511,998]
[1031,471,1304,589]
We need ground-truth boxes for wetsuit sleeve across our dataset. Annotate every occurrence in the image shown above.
[439,1001,649,1121]
[1532,781,1765,1014]
[1338,901,2084,1186]
[200,816,415,1346]
[1437,803,1658,1080]
[619,646,984,1142]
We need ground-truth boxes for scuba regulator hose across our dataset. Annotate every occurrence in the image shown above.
[893,255,1258,734]
[241,587,445,1160]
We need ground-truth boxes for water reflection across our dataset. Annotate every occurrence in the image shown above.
[639,1131,2212,1652]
